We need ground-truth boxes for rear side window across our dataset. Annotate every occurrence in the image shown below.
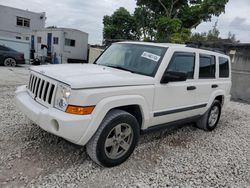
[219,57,229,78]
[199,55,216,79]
[167,52,195,79]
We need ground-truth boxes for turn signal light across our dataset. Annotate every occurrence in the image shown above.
[66,105,95,115]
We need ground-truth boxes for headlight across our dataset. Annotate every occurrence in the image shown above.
[54,84,71,111]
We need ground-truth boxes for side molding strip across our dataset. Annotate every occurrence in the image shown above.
[154,103,207,117]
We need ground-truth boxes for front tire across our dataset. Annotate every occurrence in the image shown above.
[86,109,140,167]
[196,100,222,131]
[4,57,16,67]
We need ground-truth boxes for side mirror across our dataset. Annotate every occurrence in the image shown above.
[161,71,188,84]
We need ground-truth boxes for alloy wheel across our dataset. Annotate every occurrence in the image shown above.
[104,123,134,160]
[4,58,16,67]
[208,105,220,127]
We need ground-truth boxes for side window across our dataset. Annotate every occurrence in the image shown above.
[65,39,75,47]
[219,57,229,78]
[53,37,59,45]
[199,55,216,79]
[37,37,42,44]
[167,52,195,79]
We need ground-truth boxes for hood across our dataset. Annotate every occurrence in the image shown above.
[30,64,154,89]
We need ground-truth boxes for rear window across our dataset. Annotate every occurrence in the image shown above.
[199,55,216,79]
[219,57,230,78]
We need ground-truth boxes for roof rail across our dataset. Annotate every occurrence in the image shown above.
[186,43,226,55]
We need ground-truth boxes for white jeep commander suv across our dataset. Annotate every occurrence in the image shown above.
[16,42,231,167]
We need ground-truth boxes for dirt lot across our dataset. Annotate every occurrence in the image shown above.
[0,67,249,187]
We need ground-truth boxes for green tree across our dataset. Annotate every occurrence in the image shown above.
[189,21,239,43]
[189,21,220,42]
[135,0,229,42]
[228,32,240,43]
[103,7,138,44]
[103,0,229,44]
[134,6,156,41]
[189,32,208,42]
[207,21,220,41]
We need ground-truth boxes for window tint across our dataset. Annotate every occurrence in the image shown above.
[219,57,229,78]
[167,52,195,79]
[23,19,30,27]
[199,55,216,79]
[16,17,30,28]
[65,39,75,47]
[37,37,42,43]
[53,37,59,44]
[16,17,23,26]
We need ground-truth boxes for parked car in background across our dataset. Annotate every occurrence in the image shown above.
[0,45,25,66]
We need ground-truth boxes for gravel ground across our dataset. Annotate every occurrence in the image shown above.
[0,67,249,187]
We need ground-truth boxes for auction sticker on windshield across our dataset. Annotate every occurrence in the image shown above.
[141,52,161,62]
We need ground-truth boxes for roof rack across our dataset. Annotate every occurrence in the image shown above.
[186,43,226,55]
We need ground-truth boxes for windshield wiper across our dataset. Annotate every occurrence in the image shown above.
[105,65,134,73]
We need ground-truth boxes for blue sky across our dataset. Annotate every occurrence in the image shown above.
[1,0,249,44]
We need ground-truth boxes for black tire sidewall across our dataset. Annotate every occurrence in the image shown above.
[96,114,139,167]
[4,57,16,67]
[206,100,222,131]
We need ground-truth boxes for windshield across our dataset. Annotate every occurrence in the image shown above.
[96,43,167,77]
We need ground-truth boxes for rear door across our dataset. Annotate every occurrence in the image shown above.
[195,53,218,110]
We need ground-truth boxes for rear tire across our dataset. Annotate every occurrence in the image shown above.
[86,109,140,167]
[196,100,222,131]
[4,57,16,67]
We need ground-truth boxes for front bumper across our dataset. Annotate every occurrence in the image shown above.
[15,85,92,145]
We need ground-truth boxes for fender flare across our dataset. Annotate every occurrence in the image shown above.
[77,95,150,145]
[207,89,226,109]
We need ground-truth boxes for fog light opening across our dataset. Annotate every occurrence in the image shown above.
[51,119,59,132]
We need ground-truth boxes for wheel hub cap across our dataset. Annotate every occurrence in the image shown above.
[104,123,133,160]
[208,106,219,127]
[4,58,16,67]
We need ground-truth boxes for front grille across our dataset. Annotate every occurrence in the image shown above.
[28,73,56,106]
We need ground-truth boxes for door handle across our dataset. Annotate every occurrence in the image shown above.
[212,84,218,88]
[187,86,196,91]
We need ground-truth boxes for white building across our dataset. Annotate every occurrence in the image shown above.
[0,5,46,41]
[33,28,89,64]
[0,5,89,64]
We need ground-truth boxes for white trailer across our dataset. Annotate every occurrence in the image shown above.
[32,28,89,64]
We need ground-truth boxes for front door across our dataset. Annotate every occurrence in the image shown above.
[152,52,201,126]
